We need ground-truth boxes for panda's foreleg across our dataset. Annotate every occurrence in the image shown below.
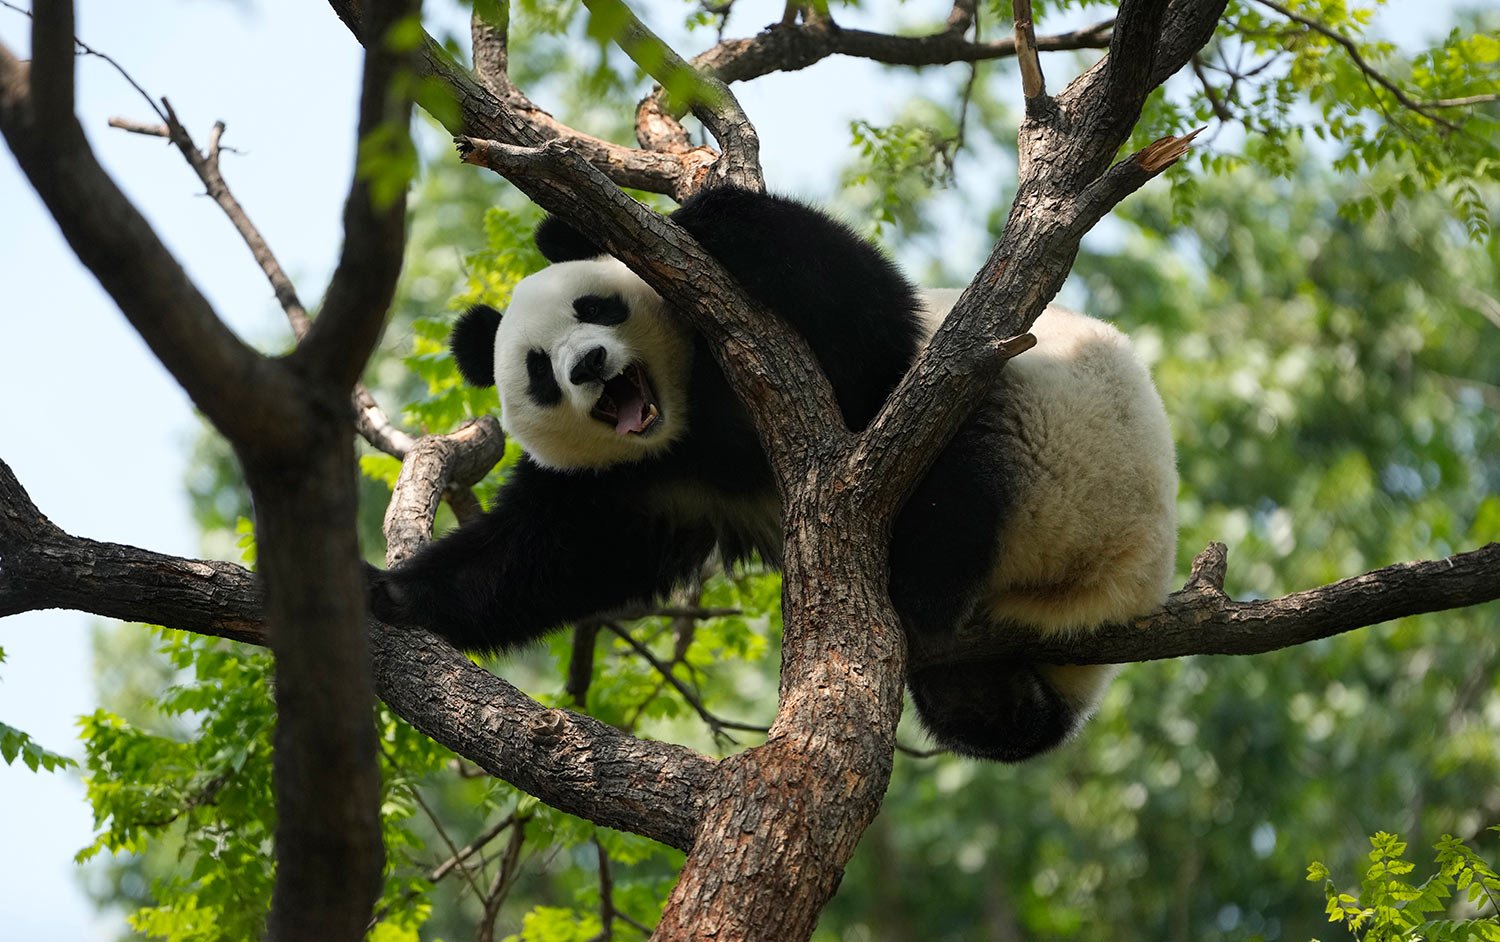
[366,460,716,654]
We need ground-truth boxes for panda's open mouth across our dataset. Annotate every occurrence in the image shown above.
[589,362,661,436]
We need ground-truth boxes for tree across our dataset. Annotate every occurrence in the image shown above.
[0,0,1496,939]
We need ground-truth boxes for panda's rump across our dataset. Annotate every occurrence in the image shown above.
[974,307,1177,635]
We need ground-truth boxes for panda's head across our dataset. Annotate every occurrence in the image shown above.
[449,222,693,471]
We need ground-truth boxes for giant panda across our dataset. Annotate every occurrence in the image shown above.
[368,185,1177,762]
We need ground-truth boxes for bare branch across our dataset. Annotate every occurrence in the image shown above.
[911,542,1500,668]
[381,419,506,566]
[1011,0,1048,108]
[108,108,418,458]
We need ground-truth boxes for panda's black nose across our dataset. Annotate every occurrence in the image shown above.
[569,346,609,385]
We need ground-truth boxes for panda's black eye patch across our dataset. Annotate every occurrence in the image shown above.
[573,294,630,326]
[525,349,562,406]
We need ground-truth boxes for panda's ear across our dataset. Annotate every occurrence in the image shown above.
[450,304,503,388]
[535,216,605,263]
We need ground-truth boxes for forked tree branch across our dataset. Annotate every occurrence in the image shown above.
[325,0,1114,201]
[582,0,762,191]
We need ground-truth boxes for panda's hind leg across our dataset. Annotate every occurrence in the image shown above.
[908,659,1115,762]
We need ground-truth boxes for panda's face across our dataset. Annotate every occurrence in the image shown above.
[494,257,693,470]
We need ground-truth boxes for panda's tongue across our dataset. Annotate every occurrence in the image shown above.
[601,366,656,435]
[612,381,646,434]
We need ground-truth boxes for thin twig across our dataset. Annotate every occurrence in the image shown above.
[0,0,167,123]
[106,92,416,456]
[604,623,770,738]
[381,744,489,904]
[366,813,524,930]
[476,821,527,942]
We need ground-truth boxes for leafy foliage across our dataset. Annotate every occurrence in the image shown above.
[0,719,76,773]
[1308,830,1500,940]
[1132,0,1500,236]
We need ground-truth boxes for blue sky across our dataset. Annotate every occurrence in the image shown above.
[0,0,1466,937]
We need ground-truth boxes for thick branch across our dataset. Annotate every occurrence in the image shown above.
[7,460,1495,679]
[910,542,1500,668]
[0,458,712,852]
[852,129,1197,521]
[847,0,1226,528]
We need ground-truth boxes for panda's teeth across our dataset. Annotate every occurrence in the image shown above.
[641,402,659,431]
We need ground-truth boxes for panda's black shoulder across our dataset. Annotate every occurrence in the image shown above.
[670,187,874,262]
[668,186,920,317]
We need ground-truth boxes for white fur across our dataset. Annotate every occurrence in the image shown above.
[919,290,1178,711]
[495,258,693,471]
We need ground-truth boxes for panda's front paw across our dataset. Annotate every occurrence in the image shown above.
[364,562,414,628]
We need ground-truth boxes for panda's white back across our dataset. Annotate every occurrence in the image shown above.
[917,289,1179,636]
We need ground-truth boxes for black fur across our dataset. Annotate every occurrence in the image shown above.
[573,294,630,326]
[371,187,1076,762]
[535,216,606,263]
[525,349,562,406]
[449,304,502,388]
